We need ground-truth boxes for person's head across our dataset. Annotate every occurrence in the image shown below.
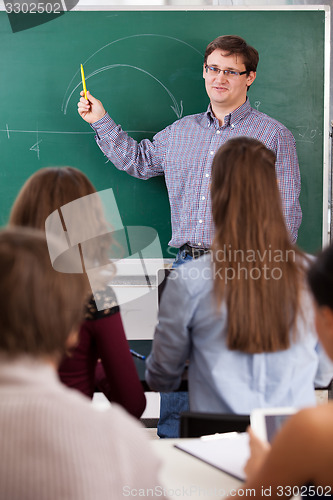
[308,245,333,360]
[210,137,304,354]
[203,35,258,113]
[204,35,259,73]
[9,166,113,275]
[10,166,97,230]
[0,227,88,360]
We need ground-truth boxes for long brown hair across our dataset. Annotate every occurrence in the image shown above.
[9,166,113,274]
[211,137,305,353]
[10,167,96,229]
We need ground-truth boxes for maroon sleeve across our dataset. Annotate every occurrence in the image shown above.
[90,311,146,419]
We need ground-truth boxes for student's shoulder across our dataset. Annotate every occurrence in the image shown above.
[301,404,333,433]
[57,384,143,434]
[285,405,333,451]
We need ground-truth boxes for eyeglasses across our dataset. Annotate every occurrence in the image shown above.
[204,65,247,78]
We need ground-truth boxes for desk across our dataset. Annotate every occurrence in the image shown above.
[150,439,242,499]
[129,339,188,392]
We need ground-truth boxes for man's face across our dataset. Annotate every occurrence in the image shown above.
[203,49,256,112]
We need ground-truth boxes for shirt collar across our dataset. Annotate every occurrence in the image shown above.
[205,98,252,127]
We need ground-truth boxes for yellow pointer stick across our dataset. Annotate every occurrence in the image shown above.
[80,63,88,100]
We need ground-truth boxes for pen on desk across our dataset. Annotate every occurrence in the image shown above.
[80,63,88,100]
[130,349,146,360]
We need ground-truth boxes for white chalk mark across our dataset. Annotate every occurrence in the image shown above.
[296,125,316,144]
[0,129,156,135]
[62,34,203,112]
[0,129,94,135]
[30,135,42,160]
[31,128,41,159]
[63,64,183,119]
[6,124,10,139]
[254,101,261,110]
[30,140,42,159]
[171,100,183,120]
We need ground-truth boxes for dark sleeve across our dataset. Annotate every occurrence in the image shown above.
[86,292,146,419]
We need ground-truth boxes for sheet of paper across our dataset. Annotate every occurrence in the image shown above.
[175,432,249,481]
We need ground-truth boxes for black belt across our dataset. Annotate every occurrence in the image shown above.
[180,243,210,259]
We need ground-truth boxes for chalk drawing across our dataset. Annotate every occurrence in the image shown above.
[63,63,183,118]
[62,33,203,112]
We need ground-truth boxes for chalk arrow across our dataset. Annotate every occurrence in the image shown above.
[63,64,183,119]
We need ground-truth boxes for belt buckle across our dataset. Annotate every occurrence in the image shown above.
[192,247,201,259]
[191,246,206,259]
[181,243,208,259]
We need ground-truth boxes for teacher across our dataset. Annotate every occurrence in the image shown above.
[78,34,301,256]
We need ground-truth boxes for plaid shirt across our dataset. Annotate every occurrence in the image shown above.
[92,98,301,247]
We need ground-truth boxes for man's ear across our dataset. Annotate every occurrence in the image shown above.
[246,71,256,89]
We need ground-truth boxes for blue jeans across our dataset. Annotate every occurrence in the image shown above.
[158,392,189,438]
[172,247,194,267]
[157,248,192,439]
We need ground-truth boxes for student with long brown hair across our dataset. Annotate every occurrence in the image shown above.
[0,227,161,499]
[9,166,146,418]
[146,137,333,415]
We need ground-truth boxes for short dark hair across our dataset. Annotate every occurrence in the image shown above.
[204,35,259,73]
[0,227,89,357]
[308,245,333,310]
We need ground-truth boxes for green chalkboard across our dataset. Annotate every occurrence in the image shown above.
[0,9,327,255]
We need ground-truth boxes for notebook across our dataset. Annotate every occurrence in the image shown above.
[175,432,249,481]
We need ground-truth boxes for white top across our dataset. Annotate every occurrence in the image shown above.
[0,356,163,500]
[146,254,333,413]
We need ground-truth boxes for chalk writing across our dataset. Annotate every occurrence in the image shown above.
[30,139,42,160]
[296,125,318,144]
